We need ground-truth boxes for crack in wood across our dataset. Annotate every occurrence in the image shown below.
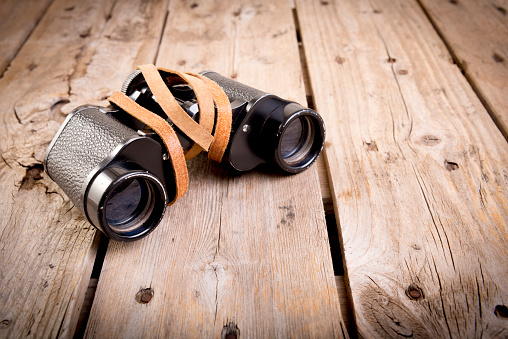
[19,164,44,190]
[152,9,170,64]
[373,19,414,140]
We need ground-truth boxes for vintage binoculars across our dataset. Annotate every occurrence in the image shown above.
[44,70,325,241]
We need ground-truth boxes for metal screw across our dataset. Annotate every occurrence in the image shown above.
[136,288,154,304]
[242,124,250,133]
[406,284,423,300]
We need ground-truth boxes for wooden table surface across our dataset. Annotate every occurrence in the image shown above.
[1,0,507,338]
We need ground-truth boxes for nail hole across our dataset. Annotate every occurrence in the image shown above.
[335,56,345,64]
[387,57,396,63]
[221,322,240,339]
[445,161,459,171]
[398,69,408,75]
[406,284,424,300]
[27,62,37,71]
[79,27,91,39]
[0,319,10,328]
[373,9,382,14]
[495,6,507,15]
[135,288,154,304]
[449,0,458,4]
[411,244,421,250]
[493,53,504,63]
[320,0,329,5]
[363,141,378,152]
[495,305,508,318]
[190,2,198,9]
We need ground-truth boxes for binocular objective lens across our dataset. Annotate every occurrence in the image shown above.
[105,178,155,234]
[280,116,315,166]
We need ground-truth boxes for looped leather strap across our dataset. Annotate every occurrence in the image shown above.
[107,91,188,205]
[138,65,232,162]
[138,65,214,160]
[191,73,232,162]
[107,65,232,205]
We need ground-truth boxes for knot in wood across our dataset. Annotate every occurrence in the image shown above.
[420,135,441,146]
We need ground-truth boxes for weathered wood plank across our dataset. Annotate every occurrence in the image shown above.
[0,0,169,337]
[419,0,508,139]
[297,0,508,337]
[0,0,53,76]
[85,0,344,337]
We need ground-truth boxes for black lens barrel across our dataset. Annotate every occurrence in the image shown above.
[255,100,325,173]
[200,72,325,173]
[85,162,167,241]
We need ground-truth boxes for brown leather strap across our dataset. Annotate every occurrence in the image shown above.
[191,73,232,162]
[138,65,214,156]
[107,66,233,204]
[137,64,232,162]
[107,91,188,205]
[156,67,217,160]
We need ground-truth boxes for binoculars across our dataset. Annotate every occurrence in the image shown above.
[44,70,325,241]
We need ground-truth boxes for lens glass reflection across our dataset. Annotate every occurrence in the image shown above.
[105,179,146,228]
[280,116,315,166]
[280,118,303,158]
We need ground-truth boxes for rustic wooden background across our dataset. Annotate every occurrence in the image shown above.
[0,0,507,338]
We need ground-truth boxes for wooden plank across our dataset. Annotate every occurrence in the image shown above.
[85,0,344,337]
[0,0,169,337]
[419,0,508,139]
[296,0,508,337]
[0,0,53,76]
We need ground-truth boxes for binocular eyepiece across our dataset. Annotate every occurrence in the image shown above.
[44,70,325,241]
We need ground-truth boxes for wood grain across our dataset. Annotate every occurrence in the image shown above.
[296,0,508,337]
[85,0,344,337]
[419,0,508,139]
[0,0,168,337]
[0,0,53,76]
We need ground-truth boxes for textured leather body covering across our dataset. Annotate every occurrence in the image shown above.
[45,106,138,214]
[202,72,266,103]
